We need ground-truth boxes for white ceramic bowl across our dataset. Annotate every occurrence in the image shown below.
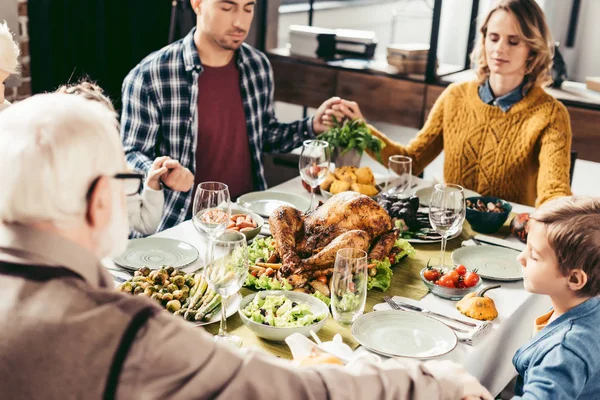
[228,207,264,241]
[238,290,329,342]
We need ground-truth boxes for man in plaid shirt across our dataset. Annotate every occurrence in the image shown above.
[121,0,340,233]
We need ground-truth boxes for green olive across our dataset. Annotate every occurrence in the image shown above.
[162,293,174,302]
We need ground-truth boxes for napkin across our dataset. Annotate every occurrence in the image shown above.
[373,296,492,343]
[285,333,381,365]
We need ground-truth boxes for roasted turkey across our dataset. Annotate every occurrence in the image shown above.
[269,191,395,287]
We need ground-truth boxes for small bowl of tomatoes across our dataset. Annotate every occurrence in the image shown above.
[420,263,482,301]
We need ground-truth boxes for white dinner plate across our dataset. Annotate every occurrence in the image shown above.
[237,191,311,218]
[113,237,199,271]
[352,310,457,359]
[451,245,523,281]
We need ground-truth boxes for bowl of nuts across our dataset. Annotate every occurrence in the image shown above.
[465,196,512,234]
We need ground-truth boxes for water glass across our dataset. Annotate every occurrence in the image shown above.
[330,248,368,325]
[204,231,248,347]
[428,183,466,268]
[299,140,330,211]
[385,155,412,197]
[192,181,231,265]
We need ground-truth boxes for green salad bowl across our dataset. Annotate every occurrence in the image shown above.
[238,290,329,342]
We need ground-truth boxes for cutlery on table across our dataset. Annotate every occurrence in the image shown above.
[383,296,470,334]
[383,296,478,328]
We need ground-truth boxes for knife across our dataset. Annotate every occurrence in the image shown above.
[473,234,525,252]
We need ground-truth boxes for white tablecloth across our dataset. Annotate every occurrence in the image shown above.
[150,175,546,396]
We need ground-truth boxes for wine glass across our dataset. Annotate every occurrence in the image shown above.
[330,248,368,325]
[428,183,466,268]
[204,231,248,347]
[192,182,231,266]
[385,155,412,198]
[299,140,330,211]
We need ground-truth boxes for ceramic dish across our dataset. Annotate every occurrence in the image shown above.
[113,238,199,271]
[238,290,329,342]
[352,310,457,358]
[228,207,264,241]
[237,191,311,218]
[451,245,523,281]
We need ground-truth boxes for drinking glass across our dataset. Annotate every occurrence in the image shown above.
[428,184,466,268]
[204,231,248,347]
[330,248,368,325]
[299,140,330,211]
[385,155,412,197]
[192,182,231,266]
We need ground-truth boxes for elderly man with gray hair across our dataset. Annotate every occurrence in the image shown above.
[0,21,20,112]
[0,94,492,399]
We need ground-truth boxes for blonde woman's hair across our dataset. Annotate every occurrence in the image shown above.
[531,196,600,298]
[0,20,20,75]
[471,0,554,93]
[55,80,115,113]
[0,94,125,227]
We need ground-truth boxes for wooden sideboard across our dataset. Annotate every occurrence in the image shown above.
[268,49,600,163]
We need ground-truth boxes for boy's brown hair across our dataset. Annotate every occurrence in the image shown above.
[55,80,115,113]
[531,196,600,297]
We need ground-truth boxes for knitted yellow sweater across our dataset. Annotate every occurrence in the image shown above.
[369,80,572,206]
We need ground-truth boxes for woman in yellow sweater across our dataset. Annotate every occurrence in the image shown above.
[326,0,572,207]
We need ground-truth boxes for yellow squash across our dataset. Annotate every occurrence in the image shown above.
[456,285,501,321]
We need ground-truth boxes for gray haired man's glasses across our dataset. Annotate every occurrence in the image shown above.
[86,172,144,200]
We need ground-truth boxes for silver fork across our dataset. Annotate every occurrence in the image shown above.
[384,296,478,328]
[383,296,470,334]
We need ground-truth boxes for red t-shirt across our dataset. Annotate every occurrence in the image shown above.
[194,58,254,200]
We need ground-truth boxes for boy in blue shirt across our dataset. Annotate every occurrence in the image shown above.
[513,196,600,399]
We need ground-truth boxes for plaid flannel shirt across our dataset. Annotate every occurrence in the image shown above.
[121,28,314,233]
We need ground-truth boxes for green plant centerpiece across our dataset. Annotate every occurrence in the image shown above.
[317,118,385,167]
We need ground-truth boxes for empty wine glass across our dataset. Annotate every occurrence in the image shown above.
[299,140,330,211]
[428,184,465,268]
[192,182,231,266]
[204,231,248,347]
[385,155,412,197]
[330,248,368,325]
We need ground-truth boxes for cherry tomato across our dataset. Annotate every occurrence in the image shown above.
[464,271,480,287]
[455,265,467,276]
[316,275,328,284]
[423,268,440,282]
[437,275,456,288]
[456,281,466,289]
[447,270,460,284]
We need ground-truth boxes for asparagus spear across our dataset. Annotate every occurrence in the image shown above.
[194,290,217,311]
[203,303,222,322]
[188,279,209,310]
[195,294,222,321]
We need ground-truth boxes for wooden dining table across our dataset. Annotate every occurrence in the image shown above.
[145,172,550,397]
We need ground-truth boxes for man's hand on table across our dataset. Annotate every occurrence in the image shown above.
[424,360,493,400]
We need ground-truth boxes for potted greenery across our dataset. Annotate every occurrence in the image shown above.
[317,118,385,167]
